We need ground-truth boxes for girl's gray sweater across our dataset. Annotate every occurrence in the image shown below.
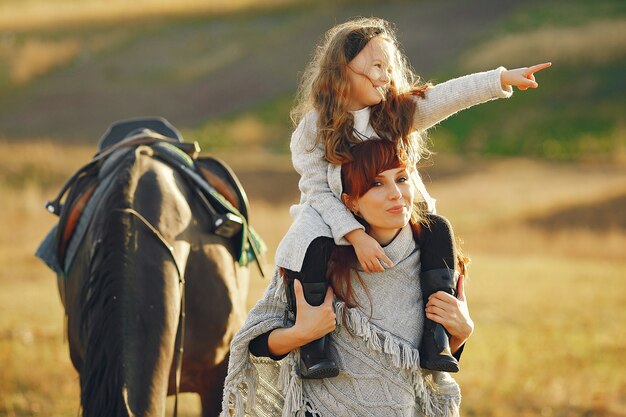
[275,67,512,272]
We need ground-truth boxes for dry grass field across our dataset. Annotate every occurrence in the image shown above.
[0,141,624,416]
[0,0,623,415]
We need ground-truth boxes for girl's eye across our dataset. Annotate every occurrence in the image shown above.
[371,181,383,187]
[397,176,408,183]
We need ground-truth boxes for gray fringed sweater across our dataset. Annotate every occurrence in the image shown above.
[221,225,462,417]
[275,67,512,272]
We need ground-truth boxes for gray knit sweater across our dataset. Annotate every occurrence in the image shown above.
[275,67,512,272]
[221,225,461,417]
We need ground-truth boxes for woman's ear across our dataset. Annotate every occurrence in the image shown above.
[341,193,358,214]
[341,193,351,208]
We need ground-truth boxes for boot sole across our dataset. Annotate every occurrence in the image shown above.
[300,360,340,379]
[421,358,459,373]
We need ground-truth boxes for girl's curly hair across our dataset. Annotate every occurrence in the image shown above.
[291,17,431,166]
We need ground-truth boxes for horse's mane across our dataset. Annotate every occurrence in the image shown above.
[78,153,136,416]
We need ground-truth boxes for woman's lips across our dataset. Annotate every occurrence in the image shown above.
[387,205,406,214]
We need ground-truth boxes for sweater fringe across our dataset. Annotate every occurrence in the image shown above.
[280,352,305,417]
[336,300,461,417]
[220,363,249,417]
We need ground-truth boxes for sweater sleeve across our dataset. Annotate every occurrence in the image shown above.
[248,330,288,361]
[291,113,365,245]
[412,67,513,131]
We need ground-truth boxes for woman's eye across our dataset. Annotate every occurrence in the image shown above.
[397,176,408,183]
[371,181,382,187]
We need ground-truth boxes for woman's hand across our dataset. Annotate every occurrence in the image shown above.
[267,280,336,356]
[425,273,474,354]
[501,62,552,91]
[345,228,393,272]
[293,279,337,341]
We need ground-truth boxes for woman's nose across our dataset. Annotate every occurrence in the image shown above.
[387,184,402,199]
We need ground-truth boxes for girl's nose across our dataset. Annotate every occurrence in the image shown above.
[379,70,390,84]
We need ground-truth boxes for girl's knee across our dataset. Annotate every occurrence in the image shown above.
[300,237,335,284]
[423,213,454,238]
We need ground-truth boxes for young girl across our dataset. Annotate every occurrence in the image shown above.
[274,16,550,378]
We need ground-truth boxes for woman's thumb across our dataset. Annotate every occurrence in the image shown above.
[293,279,305,307]
[456,274,466,301]
[323,285,335,305]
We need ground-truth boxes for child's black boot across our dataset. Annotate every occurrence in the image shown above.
[419,267,459,373]
[286,280,339,379]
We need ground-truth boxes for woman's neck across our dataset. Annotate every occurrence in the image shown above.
[369,227,402,247]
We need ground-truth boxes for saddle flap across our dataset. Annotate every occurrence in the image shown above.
[56,176,98,264]
[195,156,250,223]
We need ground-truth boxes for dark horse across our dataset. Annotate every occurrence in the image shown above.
[41,119,258,416]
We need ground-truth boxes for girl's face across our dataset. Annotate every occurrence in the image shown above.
[343,166,414,245]
[346,36,394,111]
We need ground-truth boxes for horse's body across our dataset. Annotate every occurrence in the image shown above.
[61,145,249,416]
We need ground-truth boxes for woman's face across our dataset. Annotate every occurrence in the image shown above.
[346,36,394,111]
[344,166,414,245]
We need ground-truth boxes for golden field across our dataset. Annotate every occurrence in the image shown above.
[0,0,624,414]
[0,142,624,416]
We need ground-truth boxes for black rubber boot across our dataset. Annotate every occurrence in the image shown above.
[419,268,460,373]
[286,280,339,379]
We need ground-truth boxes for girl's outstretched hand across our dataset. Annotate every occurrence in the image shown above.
[501,62,552,91]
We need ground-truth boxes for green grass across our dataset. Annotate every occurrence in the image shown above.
[431,62,625,160]
[487,0,626,32]
[424,0,626,161]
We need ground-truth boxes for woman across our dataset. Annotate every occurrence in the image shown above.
[220,139,473,417]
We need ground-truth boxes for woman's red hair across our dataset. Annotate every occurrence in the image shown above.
[341,138,408,198]
[330,140,423,324]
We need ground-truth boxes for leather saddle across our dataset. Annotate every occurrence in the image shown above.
[49,117,257,273]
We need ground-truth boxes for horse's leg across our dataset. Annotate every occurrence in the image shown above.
[199,357,229,417]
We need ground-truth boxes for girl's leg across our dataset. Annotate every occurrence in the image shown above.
[417,214,460,372]
[284,236,339,379]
